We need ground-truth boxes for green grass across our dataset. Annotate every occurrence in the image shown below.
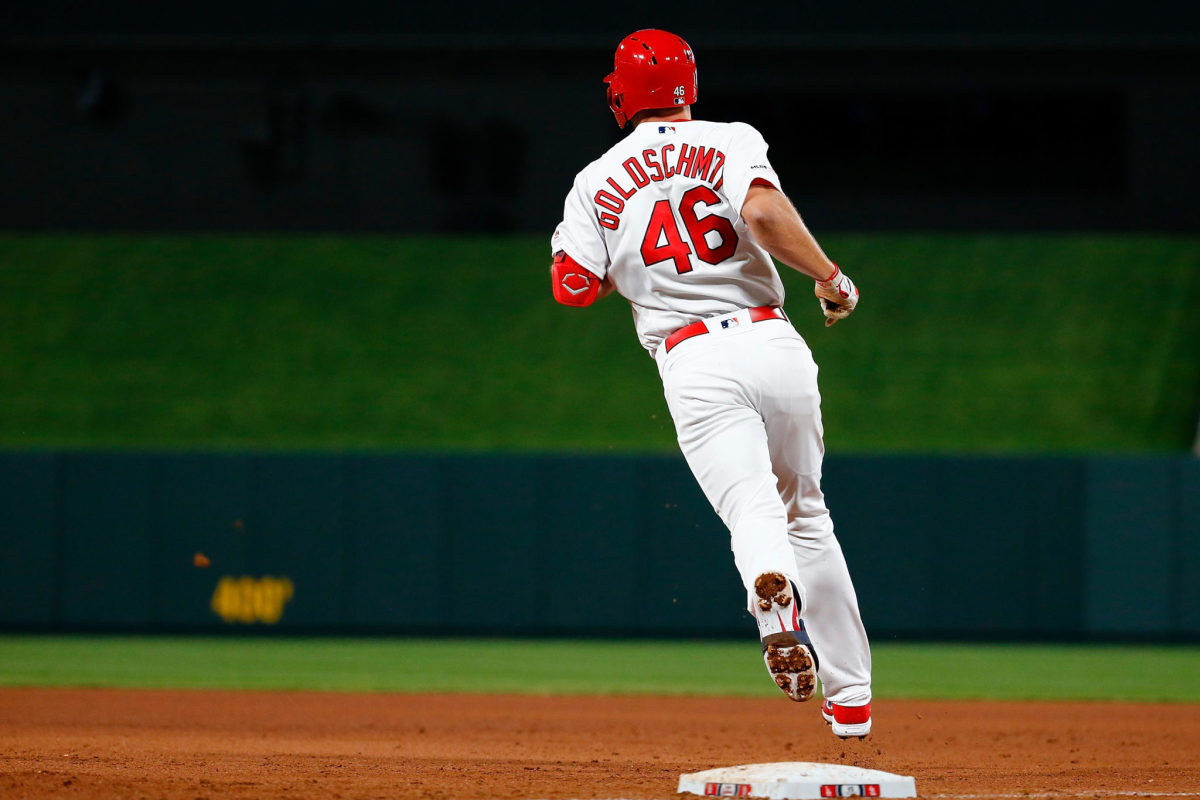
[1,233,1198,452]
[0,637,1197,703]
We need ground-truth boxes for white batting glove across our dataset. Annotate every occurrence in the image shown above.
[814,265,859,327]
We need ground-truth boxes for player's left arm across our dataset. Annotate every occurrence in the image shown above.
[551,174,614,308]
[551,250,614,307]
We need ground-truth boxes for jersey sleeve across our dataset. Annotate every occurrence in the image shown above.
[551,173,609,280]
[721,123,783,222]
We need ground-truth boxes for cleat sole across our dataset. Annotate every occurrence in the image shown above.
[763,642,816,702]
[753,572,818,703]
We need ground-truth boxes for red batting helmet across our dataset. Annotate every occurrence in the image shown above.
[604,29,698,129]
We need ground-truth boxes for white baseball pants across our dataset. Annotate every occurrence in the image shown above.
[655,308,872,707]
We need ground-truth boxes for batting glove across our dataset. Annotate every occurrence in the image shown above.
[814,265,859,327]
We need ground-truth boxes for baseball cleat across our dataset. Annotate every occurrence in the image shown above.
[822,699,872,739]
[753,572,819,703]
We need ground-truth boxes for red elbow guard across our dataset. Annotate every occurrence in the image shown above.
[551,251,601,307]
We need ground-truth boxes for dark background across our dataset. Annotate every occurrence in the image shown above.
[4,451,1198,639]
[2,4,1199,640]
[3,0,1198,232]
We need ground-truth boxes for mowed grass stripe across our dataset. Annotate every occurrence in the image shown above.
[0,637,1197,702]
[1,233,1198,452]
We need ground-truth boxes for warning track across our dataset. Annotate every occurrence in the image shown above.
[0,689,1197,799]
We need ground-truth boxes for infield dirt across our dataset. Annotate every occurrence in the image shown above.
[1,689,1197,799]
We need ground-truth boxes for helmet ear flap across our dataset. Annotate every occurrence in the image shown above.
[605,75,628,128]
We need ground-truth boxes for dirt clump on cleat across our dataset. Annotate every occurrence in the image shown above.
[754,572,791,610]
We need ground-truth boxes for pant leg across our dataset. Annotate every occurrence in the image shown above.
[658,335,801,597]
[758,331,873,706]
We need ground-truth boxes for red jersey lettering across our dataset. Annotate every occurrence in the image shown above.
[623,157,650,188]
[643,149,665,181]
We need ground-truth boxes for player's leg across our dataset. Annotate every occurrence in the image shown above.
[659,339,798,593]
[659,334,819,702]
[758,331,873,710]
[787,529,872,709]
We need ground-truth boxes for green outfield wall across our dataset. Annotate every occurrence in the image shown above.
[1,452,1197,640]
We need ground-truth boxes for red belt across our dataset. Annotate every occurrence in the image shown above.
[663,306,788,353]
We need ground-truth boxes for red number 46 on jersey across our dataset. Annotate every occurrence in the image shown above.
[641,186,738,274]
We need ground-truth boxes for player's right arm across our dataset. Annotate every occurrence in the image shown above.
[741,184,835,282]
[741,183,859,327]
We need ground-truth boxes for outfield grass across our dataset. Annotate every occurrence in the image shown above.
[1,233,1198,452]
[0,637,1196,703]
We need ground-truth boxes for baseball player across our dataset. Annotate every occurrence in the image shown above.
[550,29,872,738]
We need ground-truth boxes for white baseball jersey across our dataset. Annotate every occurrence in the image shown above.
[552,120,786,354]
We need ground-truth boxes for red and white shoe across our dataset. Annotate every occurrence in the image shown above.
[822,699,872,738]
[752,572,819,702]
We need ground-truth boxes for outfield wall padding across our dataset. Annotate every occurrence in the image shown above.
[1,452,1196,639]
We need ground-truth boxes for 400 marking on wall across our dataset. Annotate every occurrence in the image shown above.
[210,576,295,624]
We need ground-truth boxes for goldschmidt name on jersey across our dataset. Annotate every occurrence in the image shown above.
[594,141,728,230]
